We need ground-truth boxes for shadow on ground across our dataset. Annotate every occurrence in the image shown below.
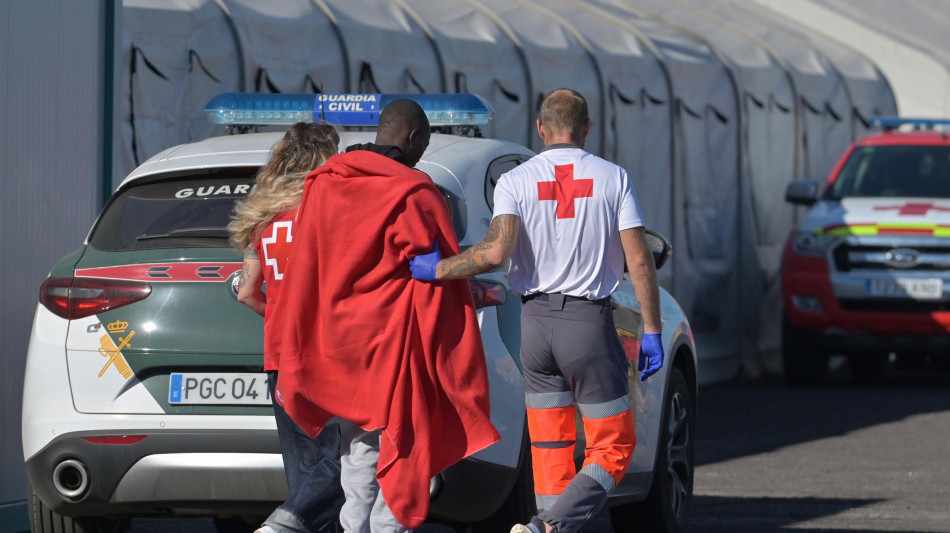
[688,494,935,533]
[695,367,950,467]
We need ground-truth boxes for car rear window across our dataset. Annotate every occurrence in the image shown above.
[89,169,257,251]
[829,145,950,199]
[89,167,468,251]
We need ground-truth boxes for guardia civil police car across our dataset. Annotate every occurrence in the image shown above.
[782,117,950,384]
[23,93,698,533]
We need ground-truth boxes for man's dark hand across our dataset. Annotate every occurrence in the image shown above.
[410,241,442,281]
[638,333,664,381]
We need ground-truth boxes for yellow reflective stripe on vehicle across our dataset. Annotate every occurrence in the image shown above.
[820,224,949,236]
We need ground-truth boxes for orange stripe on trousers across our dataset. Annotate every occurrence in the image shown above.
[582,410,636,484]
[527,406,576,495]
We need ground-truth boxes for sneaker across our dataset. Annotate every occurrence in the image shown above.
[510,521,542,533]
[254,527,278,533]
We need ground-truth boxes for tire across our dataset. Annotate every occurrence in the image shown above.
[612,366,695,533]
[782,315,827,386]
[29,484,126,533]
[470,427,536,533]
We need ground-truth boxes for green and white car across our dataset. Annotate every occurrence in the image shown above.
[23,93,698,533]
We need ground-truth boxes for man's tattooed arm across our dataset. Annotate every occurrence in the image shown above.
[437,214,519,280]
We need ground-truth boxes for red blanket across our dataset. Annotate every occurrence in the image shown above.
[272,149,500,528]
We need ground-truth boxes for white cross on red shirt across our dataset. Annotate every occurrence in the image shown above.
[261,221,293,280]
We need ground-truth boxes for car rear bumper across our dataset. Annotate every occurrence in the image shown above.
[26,428,520,522]
[27,430,285,517]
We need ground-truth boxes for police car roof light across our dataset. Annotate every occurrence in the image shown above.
[205,93,494,128]
[870,116,950,131]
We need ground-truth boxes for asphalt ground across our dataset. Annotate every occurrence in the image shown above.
[689,362,950,532]
[129,362,950,533]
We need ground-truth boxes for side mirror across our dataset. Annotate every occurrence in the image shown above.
[645,228,673,271]
[785,179,821,206]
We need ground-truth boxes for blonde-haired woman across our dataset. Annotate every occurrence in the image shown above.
[229,122,342,533]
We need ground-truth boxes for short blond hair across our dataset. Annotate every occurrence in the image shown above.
[538,89,589,139]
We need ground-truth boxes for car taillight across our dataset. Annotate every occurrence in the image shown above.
[469,279,506,309]
[40,277,152,319]
[81,435,148,445]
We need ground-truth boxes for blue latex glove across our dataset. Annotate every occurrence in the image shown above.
[638,333,664,381]
[410,241,442,281]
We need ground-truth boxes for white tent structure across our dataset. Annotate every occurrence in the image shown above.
[320,0,444,94]
[797,26,898,140]
[216,0,348,95]
[475,0,604,156]
[401,0,532,146]
[121,0,239,176]
[711,0,853,183]
[750,0,946,119]
[110,0,915,384]
[700,0,897,173]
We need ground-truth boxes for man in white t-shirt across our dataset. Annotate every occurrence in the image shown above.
[410,88,663,533]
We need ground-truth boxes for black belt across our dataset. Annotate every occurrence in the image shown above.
[521,292,606,305]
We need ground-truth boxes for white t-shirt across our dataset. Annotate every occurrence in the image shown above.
[492,145,644,300]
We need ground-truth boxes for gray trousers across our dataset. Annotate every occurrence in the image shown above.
[521,297,634,533]
[337,418,410,533]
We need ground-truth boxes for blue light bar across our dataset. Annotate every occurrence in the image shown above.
[205,93,494,128]
[870,116,950,130]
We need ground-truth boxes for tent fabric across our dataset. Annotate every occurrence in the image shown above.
[633,0,798,376]
[748,0,941,119]
[122,0,239,176]
[401,0,533,146]
[587,0,742,382]
[813,0,950,72]
[809,0,943,120]
[320,0,444,94]
[475,0,604,156]
[217,0,347,94]
[689,0,853,182]
[720,0,897,139]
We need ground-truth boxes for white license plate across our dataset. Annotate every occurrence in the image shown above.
[169,373,271,405]
[867,278,943,299]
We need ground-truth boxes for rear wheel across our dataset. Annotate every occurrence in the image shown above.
[782,315,827,386]
[29,484,126,533]
[612,366,694,533]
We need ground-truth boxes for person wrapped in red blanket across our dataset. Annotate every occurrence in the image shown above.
[272,99,500,531]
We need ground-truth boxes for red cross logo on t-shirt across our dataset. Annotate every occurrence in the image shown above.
[538,164,594,219]
[262,221,293,280]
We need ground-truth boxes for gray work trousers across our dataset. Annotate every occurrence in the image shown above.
[337,418,410,533]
